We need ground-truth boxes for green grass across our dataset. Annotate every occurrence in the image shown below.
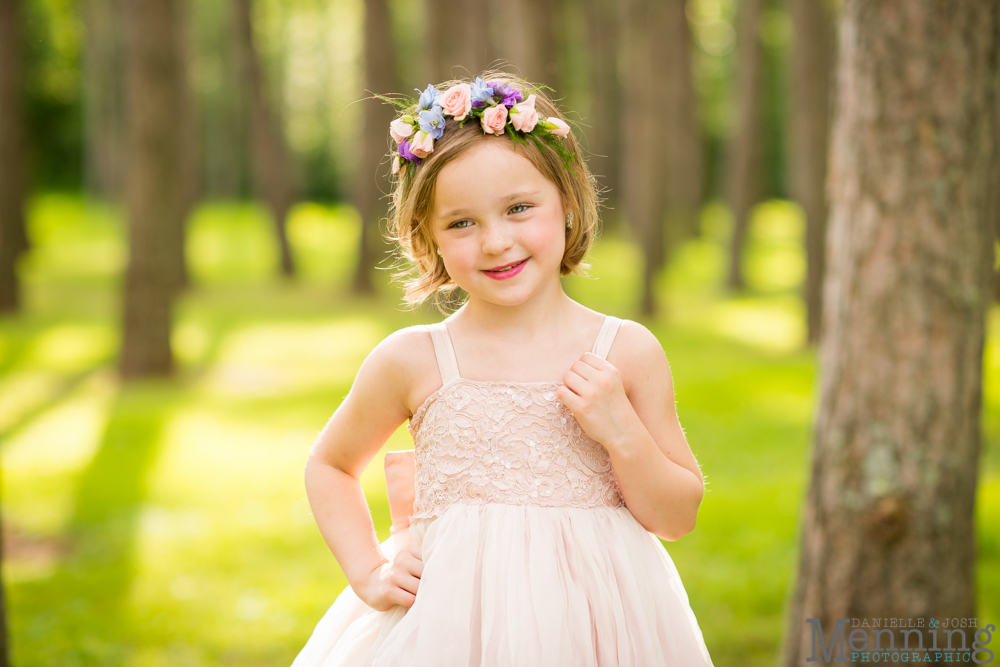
[1,193,997,666]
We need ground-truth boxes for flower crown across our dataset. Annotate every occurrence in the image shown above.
[387,78,574,177]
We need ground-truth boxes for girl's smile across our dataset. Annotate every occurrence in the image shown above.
[482,258,528,279]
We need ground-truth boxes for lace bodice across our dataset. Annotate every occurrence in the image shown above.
[407,317,627,520]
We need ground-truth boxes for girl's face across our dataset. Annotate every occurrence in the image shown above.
[429,140,567,308]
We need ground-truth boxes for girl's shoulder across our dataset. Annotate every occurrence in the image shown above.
[603,318,672,391]
[365,324,443,417]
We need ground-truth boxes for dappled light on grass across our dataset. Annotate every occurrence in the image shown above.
[205,318,384,398]
[2,193,997,667]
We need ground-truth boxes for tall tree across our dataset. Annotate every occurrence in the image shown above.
[492,0,561,90]
[582,0,622,217]
[789,0,835,344]
[622,0,698,315]
[0,0,27,314]
[781,2,998,664]
[234,0,297,277]
[994,7,1000,303]
[82,0,125,201]
[424,0,466,81]
[120,0,185,378]
[725,0,764,290]
[166,0,199,293]
[659,0,703,246]
[351,0,398,293]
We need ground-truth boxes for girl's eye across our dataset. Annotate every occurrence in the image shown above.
[450,219,473,229]
[509,203,530,215]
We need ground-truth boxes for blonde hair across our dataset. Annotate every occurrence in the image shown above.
[385,71,601,309]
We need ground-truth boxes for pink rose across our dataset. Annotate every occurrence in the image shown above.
[510,94,539,133]
[439,83,472,121]
[391,155,401,174]
[481,104,508,135]
[410,130,434,158]
[546,117,571,137]
[389,118,414,143]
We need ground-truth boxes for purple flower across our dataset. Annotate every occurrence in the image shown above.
[398,139,419,163]
[418,106,446,139]
[488,82,524,108]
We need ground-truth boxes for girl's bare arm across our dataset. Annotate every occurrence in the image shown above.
[304,327,429,609]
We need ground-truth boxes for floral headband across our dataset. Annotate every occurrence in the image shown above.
[387,78,574,177]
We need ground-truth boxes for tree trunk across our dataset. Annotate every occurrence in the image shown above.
[120,0,185,378]
[351,0,397,293]
[462,0,491,76]
[781,3,998,665]
[994,7,1000,303]
[790,0,835,345]
[491,0,560,90]
[582,0,622,218]
[424,0,466,81]
[725,0,764,291]
[0,0,27,314]
[166,0,198,293]
[660,0,703,246]
[234,0,297,277]
[82,0,125,202]
[621,0,669,316]
[204,6,247,201]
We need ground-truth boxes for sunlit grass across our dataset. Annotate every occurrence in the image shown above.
[1,193,997,667]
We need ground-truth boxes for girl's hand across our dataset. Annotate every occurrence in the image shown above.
[356,541,423,611]
[557,352,641,454]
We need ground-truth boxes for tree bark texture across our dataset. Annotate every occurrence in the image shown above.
[234,0,297,277]
[0,0,27,314]
[83,0,125,201]
[120,0,185,378]
[351,0,398,293]
[790,0,835,345]
[725,0,764,290]
[581,0,622,218]
[781,3,998,665]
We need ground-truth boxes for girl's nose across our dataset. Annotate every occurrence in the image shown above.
[479,222,514,256]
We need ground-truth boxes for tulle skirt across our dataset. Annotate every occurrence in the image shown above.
[291,503,714,667]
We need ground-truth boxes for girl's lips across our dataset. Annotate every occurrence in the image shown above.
[482,258,528,280]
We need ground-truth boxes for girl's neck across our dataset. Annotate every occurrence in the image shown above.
[455,281,576,339]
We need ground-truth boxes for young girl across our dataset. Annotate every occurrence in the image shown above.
[291,73,714,667]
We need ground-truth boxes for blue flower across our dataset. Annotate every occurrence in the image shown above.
[418,106,446,139]
[470,77,494,106]
[416,84,441,110]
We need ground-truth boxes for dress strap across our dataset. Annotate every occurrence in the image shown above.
[591,316,624,360]
[427,322,462,383]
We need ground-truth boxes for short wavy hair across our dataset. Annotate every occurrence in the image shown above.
[384,71,601,309]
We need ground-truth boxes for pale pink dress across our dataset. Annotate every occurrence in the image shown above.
[291,316,714,667]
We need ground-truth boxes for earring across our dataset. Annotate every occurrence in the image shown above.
[566,212,574,230]
[436,247,442,257]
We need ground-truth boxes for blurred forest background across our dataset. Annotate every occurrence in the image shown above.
[0,0,998,665]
